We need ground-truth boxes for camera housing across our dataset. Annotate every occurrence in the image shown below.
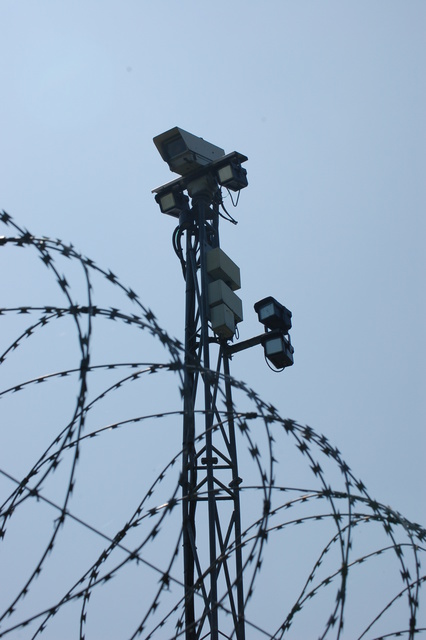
[153,127,225,177]
[254,296,292,333]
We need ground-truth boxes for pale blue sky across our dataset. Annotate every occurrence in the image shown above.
[1,2,425,637]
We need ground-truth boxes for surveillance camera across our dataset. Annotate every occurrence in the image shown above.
[153,127,225,177]
[254,297,292,333]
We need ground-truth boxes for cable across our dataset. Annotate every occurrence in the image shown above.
[216,189,238,225]
[172,225,187,279]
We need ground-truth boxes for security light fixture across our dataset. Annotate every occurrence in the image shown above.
[155,189,190,218]
[217,161,248,192]
[254,296,292,333]
[263,333,294,369]
[153,126,225,177]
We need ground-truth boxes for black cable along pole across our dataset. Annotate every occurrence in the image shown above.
[182,214,197,637]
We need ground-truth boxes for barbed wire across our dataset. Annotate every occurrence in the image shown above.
[0,211,424,639]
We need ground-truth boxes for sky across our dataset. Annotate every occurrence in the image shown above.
[0,2,425,638]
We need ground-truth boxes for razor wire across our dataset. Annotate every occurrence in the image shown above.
[0,211,425,639]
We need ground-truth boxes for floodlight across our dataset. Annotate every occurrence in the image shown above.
[153,127,225,177]
[263,333,294,369]
[254,296,292,333]
[155,189,190,218]
[217,162,248,192]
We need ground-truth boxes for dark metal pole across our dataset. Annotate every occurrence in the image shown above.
[180,180,246,640]
[196,192,219,639]
[223,351,246,640]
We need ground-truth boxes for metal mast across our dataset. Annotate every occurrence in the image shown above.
[180,178,245,640]
[153,126,294,639]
